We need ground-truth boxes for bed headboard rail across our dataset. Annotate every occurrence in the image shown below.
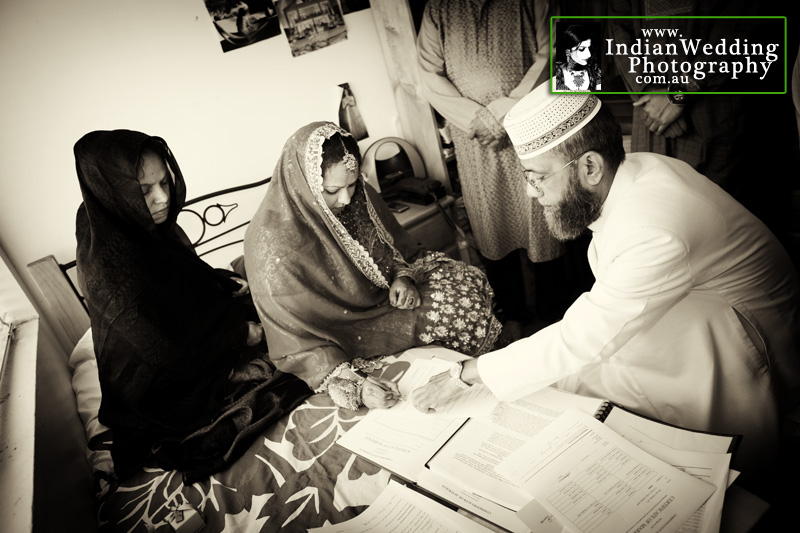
[179,177,270,268]
[25,177,271,356]
[27,255,91,352]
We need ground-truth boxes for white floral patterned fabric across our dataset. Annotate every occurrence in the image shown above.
[96,355,426,532]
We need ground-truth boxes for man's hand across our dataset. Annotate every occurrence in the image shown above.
[362,376,401,410]
[411,370,464,413]
[390,277,421,309]
[634,94,686,137]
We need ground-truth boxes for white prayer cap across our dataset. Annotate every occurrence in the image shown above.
[504,79,601,160]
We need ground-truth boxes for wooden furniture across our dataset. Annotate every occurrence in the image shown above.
[369,0,452,195]
[368,1,473,265]
[27,256,90,351]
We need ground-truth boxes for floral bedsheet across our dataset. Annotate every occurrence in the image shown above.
[97,355,417,532]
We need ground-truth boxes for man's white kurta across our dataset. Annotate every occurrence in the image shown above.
[478,153,800,471]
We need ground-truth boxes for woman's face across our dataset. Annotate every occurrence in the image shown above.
[569,39,592,65]
[138,150,171,224]
[321,161,358,214]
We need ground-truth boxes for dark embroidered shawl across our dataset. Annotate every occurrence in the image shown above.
[74,130,310,481]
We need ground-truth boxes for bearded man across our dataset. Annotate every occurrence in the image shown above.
[412,80,800,484]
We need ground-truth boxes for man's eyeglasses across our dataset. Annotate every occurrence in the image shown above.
[522,152,587,189]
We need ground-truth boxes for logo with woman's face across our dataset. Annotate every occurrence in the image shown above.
[554,22,602,92]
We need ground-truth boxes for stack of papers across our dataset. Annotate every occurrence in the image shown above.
[308,480,493,533]
[334,353,739,533]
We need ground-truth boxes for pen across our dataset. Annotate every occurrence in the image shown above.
[365,376,403,401]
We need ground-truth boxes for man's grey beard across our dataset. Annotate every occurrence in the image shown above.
[543,166,603,241]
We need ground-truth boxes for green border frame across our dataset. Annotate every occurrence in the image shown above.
[550,16,787,95]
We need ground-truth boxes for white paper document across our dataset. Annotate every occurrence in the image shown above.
[335,409,465,482]
[417,466,535,533]
[600,407,735,533]
[426,386,607,510]
[516,499,570,533]
[619,430,732,533]
[498,409,716,533]
[307,480,493,533]
[601,407,736,457]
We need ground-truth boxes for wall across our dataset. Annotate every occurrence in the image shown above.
[0,248,38,533]
[0,0,401,286]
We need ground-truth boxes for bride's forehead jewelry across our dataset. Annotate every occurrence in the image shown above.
[342,149,358,173]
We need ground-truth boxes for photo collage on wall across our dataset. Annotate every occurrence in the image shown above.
[203,0,371,55]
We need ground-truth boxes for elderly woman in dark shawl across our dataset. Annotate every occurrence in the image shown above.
[74,129,311,482]
[243,122,500,411]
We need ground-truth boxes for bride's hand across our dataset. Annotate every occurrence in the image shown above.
[389,277,421,309]
[361,377,401,409]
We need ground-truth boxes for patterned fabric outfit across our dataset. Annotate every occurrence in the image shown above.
[243,122,501,396]
[74,130,311,482]
[417,0,563,263]
[245,122,500,389]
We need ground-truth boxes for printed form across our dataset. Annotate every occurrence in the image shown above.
[426,386,609,510]
[498,409,716,533]
[307,480,493,533]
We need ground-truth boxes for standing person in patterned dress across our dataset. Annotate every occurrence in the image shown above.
[417,0,570,340]
[244,122,501,412]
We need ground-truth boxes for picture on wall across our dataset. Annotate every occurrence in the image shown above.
[275,0,348,57]
[204,0,281,53]
[338,83,369,140]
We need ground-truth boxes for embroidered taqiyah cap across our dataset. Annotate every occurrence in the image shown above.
[504,79,601,160]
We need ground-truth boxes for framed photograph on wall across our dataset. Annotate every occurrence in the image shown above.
[275,0,348,57]
[204,0,282,53]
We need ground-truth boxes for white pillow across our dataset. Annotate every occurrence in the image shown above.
[69,328,114,477]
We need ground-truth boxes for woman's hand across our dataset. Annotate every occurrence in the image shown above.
[231,277,250,297]
[361,376,401,409]
[390,277,421,309]
[246,321,264,346]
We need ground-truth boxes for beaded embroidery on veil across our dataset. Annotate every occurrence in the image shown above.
[302,123,408,289]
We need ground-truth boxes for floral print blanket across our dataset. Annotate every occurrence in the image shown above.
[97,354,420,532]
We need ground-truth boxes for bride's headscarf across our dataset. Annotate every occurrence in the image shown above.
[244,122,422,389]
